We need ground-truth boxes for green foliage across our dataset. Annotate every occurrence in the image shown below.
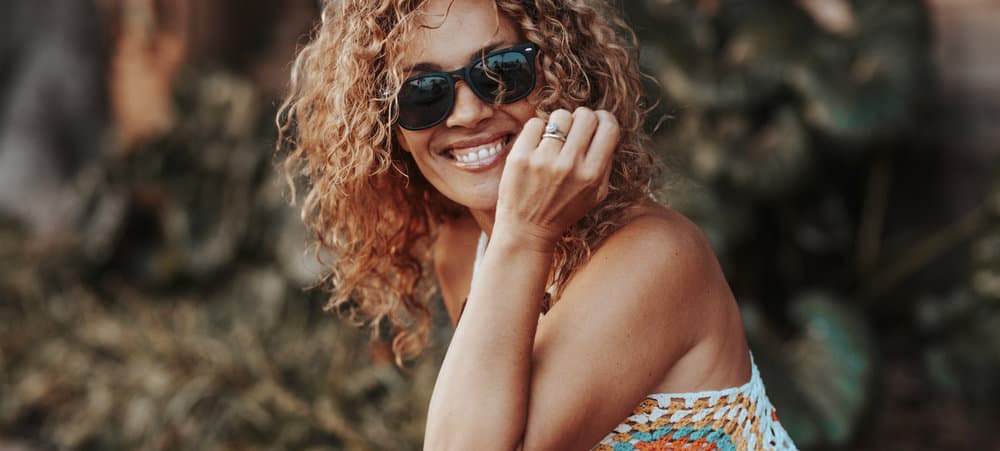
[5,2,1000,450]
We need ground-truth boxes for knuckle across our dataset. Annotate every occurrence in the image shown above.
[528,155,550,170]
[579,166,600,182]
[552,159,574,174]
[597,110,619,127]
[549,109,572,121]
[608,126,622,143]
[598,118,621,141]
[507,152,528,167]
[576,110,598,128]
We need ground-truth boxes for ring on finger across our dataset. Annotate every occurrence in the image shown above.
[541,122,567,143]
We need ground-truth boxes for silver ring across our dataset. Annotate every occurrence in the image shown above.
[542,122,567,142]
[541,132,567,143]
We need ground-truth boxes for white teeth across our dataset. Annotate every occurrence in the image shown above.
[451,137,506,164]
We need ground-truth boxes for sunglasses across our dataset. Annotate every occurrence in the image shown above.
[395,43,539,130]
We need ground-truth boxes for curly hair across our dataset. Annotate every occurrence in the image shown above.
[277,0,658,365]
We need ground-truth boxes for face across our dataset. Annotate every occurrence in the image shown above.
[394,0,538,213]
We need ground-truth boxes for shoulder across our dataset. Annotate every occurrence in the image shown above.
[569,202,723,308]
[596,202,715,267]
[568,202,750,391]
[523,203,740,447]
[553,201,732,354]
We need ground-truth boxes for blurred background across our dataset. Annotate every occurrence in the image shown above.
[0,0,998,449]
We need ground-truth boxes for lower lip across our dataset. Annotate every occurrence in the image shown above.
[449,138,511,172]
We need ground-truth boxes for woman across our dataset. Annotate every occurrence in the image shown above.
[278,0,797,449]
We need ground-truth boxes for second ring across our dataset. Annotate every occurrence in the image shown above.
[541,122,567,143]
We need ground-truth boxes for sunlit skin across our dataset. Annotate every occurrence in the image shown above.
[398,1,754,450]
[395,3,537,220]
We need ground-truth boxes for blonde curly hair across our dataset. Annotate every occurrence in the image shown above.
[277,0,658,364]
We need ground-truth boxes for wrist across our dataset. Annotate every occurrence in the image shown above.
[490,217,561,255]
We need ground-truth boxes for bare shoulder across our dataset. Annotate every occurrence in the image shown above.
[525,202,747,447]
[596,201,715,267]
[545,200,731,347]
[548,200,748,389]
[433,214,480,325]
[568,201,724,308]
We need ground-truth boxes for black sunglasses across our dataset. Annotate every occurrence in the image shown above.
[396,43,539,130]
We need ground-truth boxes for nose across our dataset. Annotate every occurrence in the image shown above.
[445,81,494,129]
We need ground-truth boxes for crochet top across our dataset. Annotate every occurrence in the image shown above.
[592,356,797,450]
[472,233,798,450]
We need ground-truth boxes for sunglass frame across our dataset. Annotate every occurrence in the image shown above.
[396,43,539,130]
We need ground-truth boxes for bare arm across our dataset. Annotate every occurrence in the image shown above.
[426,212,727,450]
[426,223,553,450]
[423,109,738,450]
[425,107,607,450]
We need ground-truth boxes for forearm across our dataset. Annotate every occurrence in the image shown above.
[424,224,553,451]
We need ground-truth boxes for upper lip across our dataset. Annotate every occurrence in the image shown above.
[439,132,510,153]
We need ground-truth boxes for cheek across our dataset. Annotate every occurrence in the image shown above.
[507,101,539,125]
[393,131,436,183]
[395,126,438,157]
[513,89,542,122]
[392,131,429,182]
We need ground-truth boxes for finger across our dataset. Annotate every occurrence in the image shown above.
[582,110,620,176]
[596,158,612,202]
[509,117,546,159]
[538,109,573,155]
[556,107,599,167]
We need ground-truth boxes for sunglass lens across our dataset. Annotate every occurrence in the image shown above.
[398,75,452,129]
[471,51,532,103]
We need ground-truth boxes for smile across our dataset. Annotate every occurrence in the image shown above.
[445,135,512,170]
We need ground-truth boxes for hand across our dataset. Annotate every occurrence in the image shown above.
[494,107,620,252]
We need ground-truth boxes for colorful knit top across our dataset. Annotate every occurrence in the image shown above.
[472,233,797,450]
[592,355,797,450]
